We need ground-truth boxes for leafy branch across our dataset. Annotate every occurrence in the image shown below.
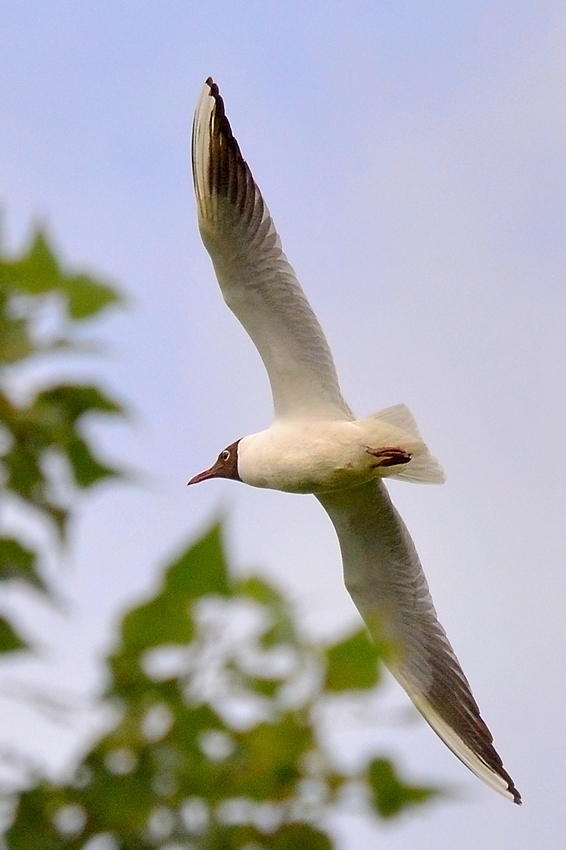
[6,525,440,848]
[0,227,124,651]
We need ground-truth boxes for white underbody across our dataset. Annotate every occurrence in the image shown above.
[237,404,444,493]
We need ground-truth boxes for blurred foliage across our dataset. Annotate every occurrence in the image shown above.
[0,222,441,847]
[0,227,123,651]
[5,525,439,849]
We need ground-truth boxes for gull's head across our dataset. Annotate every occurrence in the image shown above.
[188,440,241,485]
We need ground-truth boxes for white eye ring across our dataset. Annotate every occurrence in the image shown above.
[221,450,230,462]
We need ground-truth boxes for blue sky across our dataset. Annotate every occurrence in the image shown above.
[1,2,565,847]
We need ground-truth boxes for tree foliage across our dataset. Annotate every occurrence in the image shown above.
[0,224,441,847]
[6,525,439,848]
[0,227,123,650]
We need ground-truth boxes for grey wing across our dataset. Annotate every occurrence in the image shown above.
[192,78,352,422]
[316,479,521,804]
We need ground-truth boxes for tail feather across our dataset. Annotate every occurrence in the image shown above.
[361,404,445,484]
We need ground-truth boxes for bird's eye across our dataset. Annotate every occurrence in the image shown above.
[221,450,231,462]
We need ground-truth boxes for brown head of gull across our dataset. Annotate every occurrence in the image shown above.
[188,77,521,805]
[188,440,241,485]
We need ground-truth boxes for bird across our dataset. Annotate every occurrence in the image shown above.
[188,76,521,804]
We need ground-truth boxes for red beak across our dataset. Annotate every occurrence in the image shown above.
[187,466,217,485]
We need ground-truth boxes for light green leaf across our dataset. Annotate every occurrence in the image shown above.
[236,575,286,607]
[231,715,312,800]
[62,274,120,319]
[6,230,61,294]
[110,526,230,688]
[324,628,381,692]
[0,229,120,320]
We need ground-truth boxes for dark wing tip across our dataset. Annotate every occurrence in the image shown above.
[203,77,243,163]
[198,78,260,221]
[418,627,522,804]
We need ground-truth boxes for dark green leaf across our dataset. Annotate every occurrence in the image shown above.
[4,785,73,850]
[66,437,119,487]
[0,298,34,362]
[0,536,48,593]
[199,824,263,850]
[166,523,230,599]
[35,384,123,421]
[0,614,28,652]
[367,757,441,818]
[3,441,45,502]
[324,628,381,692]
[246,675,283,698]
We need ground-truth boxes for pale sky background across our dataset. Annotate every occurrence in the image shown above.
[0,2,565,848]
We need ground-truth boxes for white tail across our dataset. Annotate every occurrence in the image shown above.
[360,404,445,484]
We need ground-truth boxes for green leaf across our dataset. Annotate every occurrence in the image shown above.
[110,526,230,687]
[6,230,61,294]
[168,523,230,599]
[270,822,333,850]
[62,274,120,319]
[246,674,284,698]
[4,785,72,850]
[35,384,123,421]
[0,229,121,320]
[0,536,48,593]
[115,595,196,672]
[367,757,441,818]
[0,292,34,363]
[3,441,46,502]
[199,824,263,850]
[231,715,312,800]
[0,614,28,652]
[324,628,381,692]
[236,575,286,607]
[0,227,125,552]
[66,437,119,487]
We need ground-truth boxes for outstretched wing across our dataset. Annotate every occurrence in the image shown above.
[192,78,352,422]
[317,479,521,804]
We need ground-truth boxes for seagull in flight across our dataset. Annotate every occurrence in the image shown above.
[189,77,521,804]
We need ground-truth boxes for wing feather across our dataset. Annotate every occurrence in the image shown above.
[317,479,521,804]
[192,78,351,421]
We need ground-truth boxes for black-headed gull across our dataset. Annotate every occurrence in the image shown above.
[189,77,520,804]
